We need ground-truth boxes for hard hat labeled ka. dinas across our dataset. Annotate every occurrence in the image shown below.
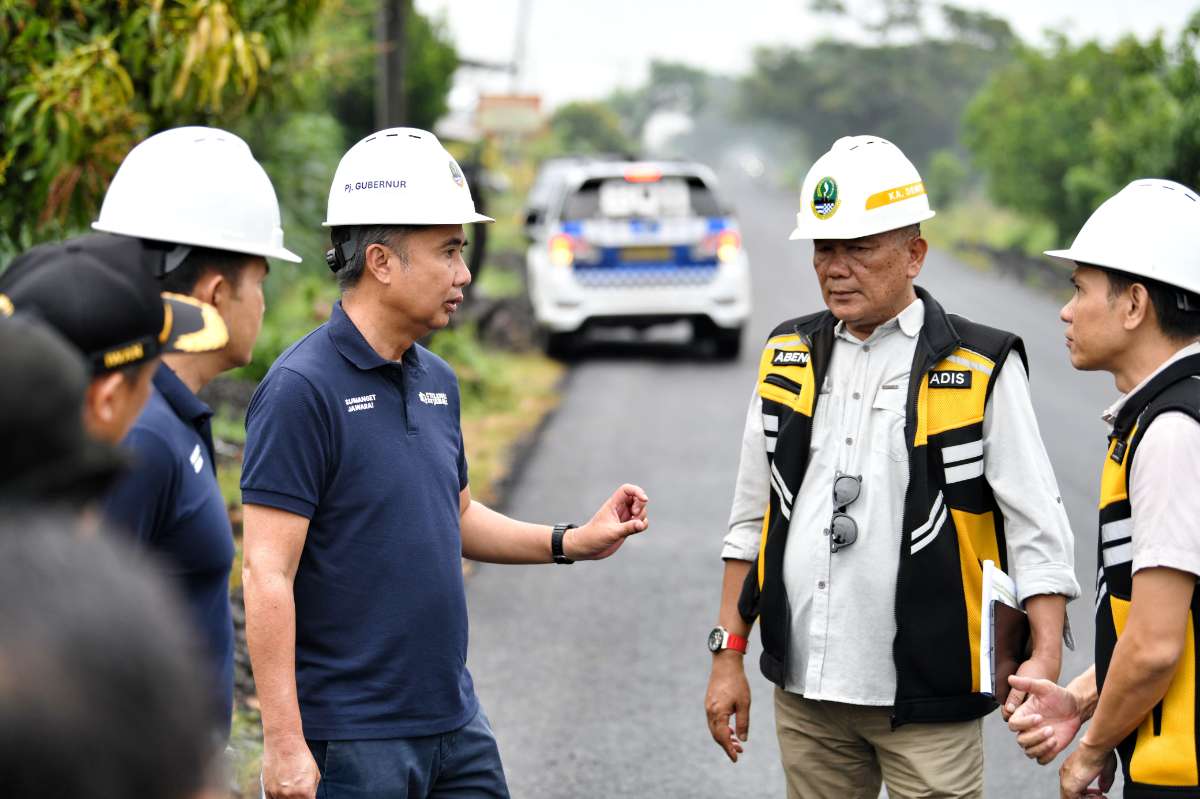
[789,135,935,241]
[1045,179,1200,295]
[93,126,301,263]
[324,128,494,227]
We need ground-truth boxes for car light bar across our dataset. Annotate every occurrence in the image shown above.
[624,166,663,183]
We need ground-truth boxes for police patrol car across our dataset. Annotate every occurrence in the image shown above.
[525,160,752,358]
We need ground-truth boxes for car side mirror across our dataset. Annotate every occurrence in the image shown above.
[523,210,543,242]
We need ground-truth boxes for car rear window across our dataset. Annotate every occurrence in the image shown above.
[560,176,722,221]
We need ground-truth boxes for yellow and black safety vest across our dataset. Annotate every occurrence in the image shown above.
[738,286,1027,726]
[1096,354,1200,798]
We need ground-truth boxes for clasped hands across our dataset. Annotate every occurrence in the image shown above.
[1006,671,1115,798]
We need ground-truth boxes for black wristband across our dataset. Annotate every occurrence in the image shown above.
[551,523,577,564]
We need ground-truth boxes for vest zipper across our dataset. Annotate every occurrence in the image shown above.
[778,327,815,690]
[891,336,957,728]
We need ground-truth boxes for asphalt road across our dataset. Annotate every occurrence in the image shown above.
[465,172,1116,797]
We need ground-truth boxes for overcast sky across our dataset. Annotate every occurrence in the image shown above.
[415,0,1200,108]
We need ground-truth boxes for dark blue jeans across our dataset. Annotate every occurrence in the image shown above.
[306,709,510,799]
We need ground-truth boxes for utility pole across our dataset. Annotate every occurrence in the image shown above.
[510,0,532,93]
[376,0,407,129]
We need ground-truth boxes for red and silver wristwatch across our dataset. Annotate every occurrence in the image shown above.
[707,626,748,654]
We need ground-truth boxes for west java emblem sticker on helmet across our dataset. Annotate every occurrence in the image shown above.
[812,176,840,220]
[449,160,465,188]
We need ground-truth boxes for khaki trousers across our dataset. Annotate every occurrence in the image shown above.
[774,687,984,799]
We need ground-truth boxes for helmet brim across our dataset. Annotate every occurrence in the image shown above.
[789,209,936,241]
[1043,248,1078,265]
[322,212,495,227]
[91,222,303,263]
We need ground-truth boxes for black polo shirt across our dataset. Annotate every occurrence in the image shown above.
[241,301,474,739]
[104,364,235,735]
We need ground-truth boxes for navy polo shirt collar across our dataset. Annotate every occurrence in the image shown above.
[153,363,215,467]
[328,301,424,374]
[154,363,213,427]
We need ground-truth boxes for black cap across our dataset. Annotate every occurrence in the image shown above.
[0,235,227,375]
[0,315,127,508]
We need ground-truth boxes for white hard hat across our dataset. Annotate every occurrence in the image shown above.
[789,135,935,241]
[324,128,494,227]
[1045,179,1200,295]
[92,126,301,263]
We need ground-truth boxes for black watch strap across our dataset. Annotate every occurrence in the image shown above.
[552,523,577,564]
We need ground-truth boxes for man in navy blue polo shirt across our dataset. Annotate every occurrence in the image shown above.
[242,129,650,799]
[99,127,301,738]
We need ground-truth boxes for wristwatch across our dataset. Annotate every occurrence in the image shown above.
[707,626,748,655]
[551,523,577,564]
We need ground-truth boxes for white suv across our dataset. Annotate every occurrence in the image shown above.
[525,160,752,358]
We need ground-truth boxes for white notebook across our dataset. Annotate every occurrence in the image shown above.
[980,559,1026,699]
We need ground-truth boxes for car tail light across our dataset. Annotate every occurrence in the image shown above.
[716,230,741,263]
[548,234,599,267]
[693,229,742,263]
[549,234,574,267]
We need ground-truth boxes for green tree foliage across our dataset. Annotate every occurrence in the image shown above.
[314,0,458,144]
[810,0,924,41]
[1,0,460,254]
[0,0,323,249]
[964,16,1200,238]
[740,4,1015,172]
[927,148,968,207]
[606,60,711,140]
[549,101,635,156]
[230,0,459,268]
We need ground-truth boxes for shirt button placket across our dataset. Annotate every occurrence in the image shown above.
[389,365,415,435]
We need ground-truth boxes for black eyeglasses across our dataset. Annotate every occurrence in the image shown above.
[829,472,862,553]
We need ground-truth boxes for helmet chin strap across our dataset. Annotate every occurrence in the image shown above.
[326,229,354,274]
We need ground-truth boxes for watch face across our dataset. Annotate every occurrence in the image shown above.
[707,628,724,653]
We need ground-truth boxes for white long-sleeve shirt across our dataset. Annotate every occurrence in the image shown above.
[723,299,1080,704]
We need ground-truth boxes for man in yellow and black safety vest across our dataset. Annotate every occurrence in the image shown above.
[703,135,1081,798]
[1008,179,1200,799]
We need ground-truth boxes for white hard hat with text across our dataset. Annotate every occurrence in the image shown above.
[325,128,494,227]
[789,135,935,241]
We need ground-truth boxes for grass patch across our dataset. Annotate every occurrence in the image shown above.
[924,193,1058,259]
[228,706,263,795]
[475,261,525,299]
[212,409,247,447]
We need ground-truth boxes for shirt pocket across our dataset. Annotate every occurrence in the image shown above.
[871,380,909,463]
[809,378,835,454]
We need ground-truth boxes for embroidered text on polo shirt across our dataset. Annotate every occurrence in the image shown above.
[344,394,376,413]
[419,391,448,406]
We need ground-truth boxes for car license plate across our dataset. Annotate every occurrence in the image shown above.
[620,246,672,262]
